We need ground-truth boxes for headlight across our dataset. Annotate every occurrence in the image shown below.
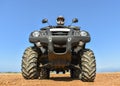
[32,31,40,37]
[80,31,88,36]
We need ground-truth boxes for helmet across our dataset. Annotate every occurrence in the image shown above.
[56,16,65,25]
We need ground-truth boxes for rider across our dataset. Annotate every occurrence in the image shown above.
[56,16,65,26]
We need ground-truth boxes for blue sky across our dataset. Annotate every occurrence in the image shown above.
[0,0,120,72]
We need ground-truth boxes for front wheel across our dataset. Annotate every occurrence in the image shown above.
[21,47,39,79]
[79,49,96,82]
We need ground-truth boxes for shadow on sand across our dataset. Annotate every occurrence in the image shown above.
[50,77,79,81]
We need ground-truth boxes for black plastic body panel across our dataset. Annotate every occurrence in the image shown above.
[29,27,90,68]
[29,27,90,45]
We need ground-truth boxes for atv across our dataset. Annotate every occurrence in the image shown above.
[21,17,96,82]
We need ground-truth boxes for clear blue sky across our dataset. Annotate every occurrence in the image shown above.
[0,0,120,72]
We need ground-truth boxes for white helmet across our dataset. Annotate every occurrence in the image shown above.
[56,16,65,25]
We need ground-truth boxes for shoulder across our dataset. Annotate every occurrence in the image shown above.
[40,26,52,30]
[68,26,80,30]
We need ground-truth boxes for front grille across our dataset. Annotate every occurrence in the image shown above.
[54,47,66,53]
[51,31,69,36]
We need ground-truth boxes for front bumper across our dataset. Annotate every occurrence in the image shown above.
[29,28,90,67]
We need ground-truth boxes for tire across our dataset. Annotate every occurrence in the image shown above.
[70,70,74,78]
[39,68,50,79]
[70,69,80,79]
[21,47,39,79]
[79,49,96,82]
